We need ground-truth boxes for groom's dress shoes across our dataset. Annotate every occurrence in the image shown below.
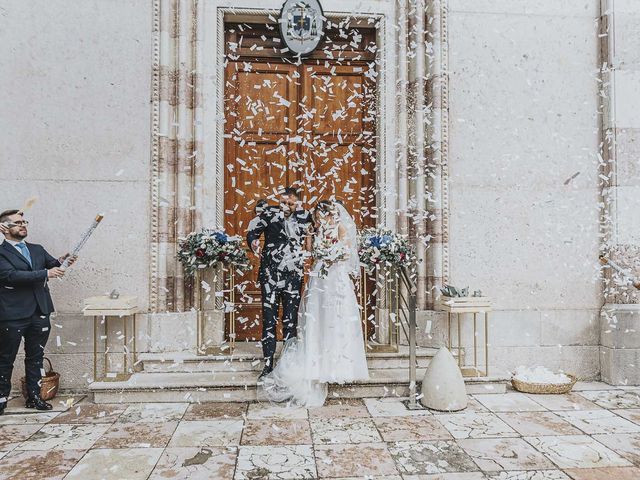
[259,360,274,379]
[25,395,53,411]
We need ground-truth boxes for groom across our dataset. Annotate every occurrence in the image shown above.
[247,187,311,378]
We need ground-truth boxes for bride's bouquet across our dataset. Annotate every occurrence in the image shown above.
[313,236,349,278]
[177,228,250,276]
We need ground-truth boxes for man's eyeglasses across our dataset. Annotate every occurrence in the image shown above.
[4,220,29,227]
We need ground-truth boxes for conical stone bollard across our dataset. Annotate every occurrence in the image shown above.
[420,347,468,411]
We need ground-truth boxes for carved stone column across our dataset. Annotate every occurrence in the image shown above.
[151,0,202,314]
[424,0,450,309]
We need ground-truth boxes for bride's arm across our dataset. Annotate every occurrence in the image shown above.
[305,224,314,251]
[338,224,350,249]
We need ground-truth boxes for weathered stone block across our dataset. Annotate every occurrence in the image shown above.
[448,0,598,17]
[616,128,640,188]
[489,310,541,347]
[490,345,600,379]
[540,309,599,346]
[615,70,640,128]
[600,305,640,349]
[138,312,197,353]
[413,310,448,347]
[600,346,640,385]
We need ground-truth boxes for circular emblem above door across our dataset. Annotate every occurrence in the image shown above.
[278,0,325,56]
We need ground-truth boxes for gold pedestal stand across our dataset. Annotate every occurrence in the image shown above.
[195,266,236,356]
[436,297,492,377]
[360,267,402,353]
[83,296,139,382]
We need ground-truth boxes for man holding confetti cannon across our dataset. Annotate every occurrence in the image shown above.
[0,209,77,414]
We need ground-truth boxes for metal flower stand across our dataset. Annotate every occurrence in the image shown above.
[436,296,492,377]
[83,295,139,381]
[359,266,403,353]
[195,266,236,356]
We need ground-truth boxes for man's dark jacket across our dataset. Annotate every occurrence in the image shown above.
[246,206,311,283]
[0,241,60,320]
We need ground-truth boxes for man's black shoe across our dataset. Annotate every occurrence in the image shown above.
[259,364,273,379]
[259,357,274,379]
[0,403,5,415]
[25,396,53,411]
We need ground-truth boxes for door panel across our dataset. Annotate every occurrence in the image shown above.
[306,73,366,134]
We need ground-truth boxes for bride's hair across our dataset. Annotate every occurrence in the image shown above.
[314,199,335,214]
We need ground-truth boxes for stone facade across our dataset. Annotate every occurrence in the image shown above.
[1,0,638,390]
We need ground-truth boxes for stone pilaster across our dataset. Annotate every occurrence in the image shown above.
[599,0,640,384]
[151,0,201,314]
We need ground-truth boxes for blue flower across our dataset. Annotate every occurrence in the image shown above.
[214,231,228,244]
[369,234,392,249]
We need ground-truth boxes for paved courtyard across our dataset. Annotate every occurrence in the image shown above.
[0,383,640,479]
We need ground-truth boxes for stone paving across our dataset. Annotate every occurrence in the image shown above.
[0,383,640,479]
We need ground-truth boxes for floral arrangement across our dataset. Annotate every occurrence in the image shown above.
[313,236,349,278]
[358,227,416,272]
[177,228,250,276]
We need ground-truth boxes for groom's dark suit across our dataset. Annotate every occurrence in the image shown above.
[247,206,311,362]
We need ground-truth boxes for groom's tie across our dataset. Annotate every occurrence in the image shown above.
[15,242,33,267]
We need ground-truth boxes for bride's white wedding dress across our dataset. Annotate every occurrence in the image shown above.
[260,205,369,407]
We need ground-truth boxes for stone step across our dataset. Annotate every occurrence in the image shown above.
[90,368,507,403]
[137,345,442,373]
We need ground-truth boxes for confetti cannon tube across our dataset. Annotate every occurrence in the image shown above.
[600,255,640,290]
[61,214,104,270]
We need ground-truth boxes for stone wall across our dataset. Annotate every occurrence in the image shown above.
[443,0,602,378]
[0,0,152,390]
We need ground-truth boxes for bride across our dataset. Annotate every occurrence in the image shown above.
[258,199,369,407]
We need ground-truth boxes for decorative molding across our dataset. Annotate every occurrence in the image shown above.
[215,8,226,228]
[440,0,450,285]
[375,14,387,228]
[217,7,381,20]
[421,0,451,309]
[150,0,161,313]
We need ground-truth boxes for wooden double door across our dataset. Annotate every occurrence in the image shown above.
[223,23,378,342]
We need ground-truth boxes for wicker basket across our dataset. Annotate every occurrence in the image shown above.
[20,357,60,401]
[511,374,577,394]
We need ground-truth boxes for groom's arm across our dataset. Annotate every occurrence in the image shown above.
[247,213,269,254]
